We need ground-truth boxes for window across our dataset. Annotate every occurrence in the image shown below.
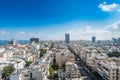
[113,73,114,75]
[112,77,114,79]
[24,74,29,77]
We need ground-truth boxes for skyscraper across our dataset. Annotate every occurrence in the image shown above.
[65,34,70,44]
[117,37,120,46]
[30,38,39,43]
[8,39,18,45]
[92,36,96,43]
[112,37,117,43]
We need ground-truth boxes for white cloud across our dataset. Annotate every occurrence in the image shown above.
[107,21,120,31]
[84,26,91,31]
[18,31,25,34]
[1,21,120,40]
[0,30,9,35]
[98,2,120,12]
[118,9,120,12]
[67,24,120,40]
[28,32,32,36]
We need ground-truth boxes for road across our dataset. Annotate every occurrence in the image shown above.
[76,60,97,80]
[67,45,97,80]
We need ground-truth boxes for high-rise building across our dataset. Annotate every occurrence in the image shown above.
[92,36,96,43]
[117,37,120,46]
[65,34,70,44]
[30,38,39,43]
[112,37,117,43]
[8,39,18,45]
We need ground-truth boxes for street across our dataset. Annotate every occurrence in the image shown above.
[76,60,97,80]
[67,45,97,80]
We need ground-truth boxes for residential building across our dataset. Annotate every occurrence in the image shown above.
[56,49,75,68]
[58,62,81,80]
[0,50,14,62]
[97,58,120,80]
[0,70,2,80]
[65,62,80,78]
[10,65,49,80]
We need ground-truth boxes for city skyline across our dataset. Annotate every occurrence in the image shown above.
[0,0,120,40]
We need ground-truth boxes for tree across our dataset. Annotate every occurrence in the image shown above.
[81,72,84,76]
[40,48,47,54]
[53,58,56,64]
[52,63,59,71]
[61,63,66,69]
[107,52,120,57]
[49,67,54,79]
[25,61,33,67]
[82,78,85,80]
[39,48,47,57]
[52,58,59,70]
[2,66,15,79]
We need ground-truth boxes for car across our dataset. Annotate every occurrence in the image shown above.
[85,68,90,73]
[77,58,80,60]
[87,69,90,73]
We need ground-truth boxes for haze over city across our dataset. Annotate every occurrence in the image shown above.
[1,0,120,80]
[0,0,120,40]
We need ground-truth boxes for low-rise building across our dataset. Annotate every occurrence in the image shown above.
[58,62,81,80]
[0,50,14,62]
[10,64,49,80]
[66,62,80,78]
[56,49,75,68]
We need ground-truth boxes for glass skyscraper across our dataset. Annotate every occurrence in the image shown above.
[92,36,96,43]
[65,34,70,44]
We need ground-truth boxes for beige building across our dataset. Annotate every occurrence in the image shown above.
[58,62,81,80]
[97,58,120,80]
[56,51,75,68]
[65,62,80,78]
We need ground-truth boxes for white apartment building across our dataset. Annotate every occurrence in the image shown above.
[0,50,14,62]
[97,58,120,80]
[0,47,5,53]
[8,58,26,69]
[66,62,80,78]
[58,62,81,80]
[10,65,49,80]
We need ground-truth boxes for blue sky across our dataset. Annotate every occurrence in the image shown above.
[0,0,120,40]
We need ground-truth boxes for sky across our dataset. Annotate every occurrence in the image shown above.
[0,0,120,40]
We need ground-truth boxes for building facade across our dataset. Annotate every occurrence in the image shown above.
[97,58,120,80]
